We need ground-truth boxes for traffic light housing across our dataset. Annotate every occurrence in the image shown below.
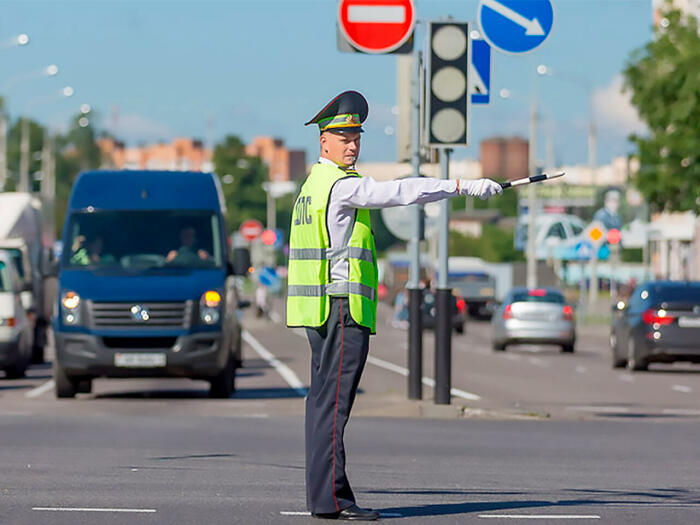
[425,21,470,148]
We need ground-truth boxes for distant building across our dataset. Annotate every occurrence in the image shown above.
[480,137,528,181]
[245,136,306,182]
[98,137,213,172]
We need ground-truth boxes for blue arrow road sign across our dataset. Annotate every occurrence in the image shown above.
[478,0,554,55]
[471,39,491,104]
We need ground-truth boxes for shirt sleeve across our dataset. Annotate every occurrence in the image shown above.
[331,176,458,210]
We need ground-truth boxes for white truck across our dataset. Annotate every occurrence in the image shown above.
[0,193,56,363]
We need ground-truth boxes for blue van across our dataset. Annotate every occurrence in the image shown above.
[53,170,250,398]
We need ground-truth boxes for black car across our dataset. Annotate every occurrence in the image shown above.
[421,290,465,334]
[611,281,700,371]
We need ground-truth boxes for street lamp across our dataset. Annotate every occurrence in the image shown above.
[0,33,30,51]
[537,64,597,185]
[18,86,75,192]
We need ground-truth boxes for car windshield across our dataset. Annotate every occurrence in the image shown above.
[511,289,565,304]
[62,210,223,271]
[0,261,11,291]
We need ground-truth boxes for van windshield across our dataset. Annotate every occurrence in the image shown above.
[62,210,223,271]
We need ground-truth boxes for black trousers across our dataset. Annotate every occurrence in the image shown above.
[305,297,370,514]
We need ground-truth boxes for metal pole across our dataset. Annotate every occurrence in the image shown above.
[19,117,30,192]
[434,148,452,405]
[407,46,423,400]
[0,112,7,192]
[266,192,276,231]
[526,97,538,288]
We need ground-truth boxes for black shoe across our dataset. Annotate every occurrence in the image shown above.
[312,504,380,521]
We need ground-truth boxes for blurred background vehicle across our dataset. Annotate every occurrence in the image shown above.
[492,287,575,352]
[514,213,586,260]
[0,251,33,379]
[0,193,55,364]
[610,281,700,371]
[52,170,251,399]
[422,289,466,334]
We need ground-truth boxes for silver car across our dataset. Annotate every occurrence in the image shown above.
[0,251,33,378]
[492,287,576,353]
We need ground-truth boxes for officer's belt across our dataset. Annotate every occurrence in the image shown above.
[288,247,373,263]
[287,282,375,301]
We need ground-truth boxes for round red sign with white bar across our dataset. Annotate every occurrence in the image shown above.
[338,0,416,54]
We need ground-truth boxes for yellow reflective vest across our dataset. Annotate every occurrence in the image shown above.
[286,162,377,333]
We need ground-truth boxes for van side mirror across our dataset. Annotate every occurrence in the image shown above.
[231,247,251,276]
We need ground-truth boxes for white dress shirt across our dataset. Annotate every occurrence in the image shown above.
[319,157,458,283]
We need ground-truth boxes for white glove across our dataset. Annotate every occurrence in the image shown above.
[459,178,503,200]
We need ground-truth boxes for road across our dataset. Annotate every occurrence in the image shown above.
[1,301,700,523]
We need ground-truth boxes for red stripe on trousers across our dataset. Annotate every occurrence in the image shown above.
[331,300,345,512]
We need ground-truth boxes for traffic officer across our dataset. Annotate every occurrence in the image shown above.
[287,91,502,521]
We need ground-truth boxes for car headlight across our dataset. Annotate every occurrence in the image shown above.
[61,291,81,325]
[200,290,221,325]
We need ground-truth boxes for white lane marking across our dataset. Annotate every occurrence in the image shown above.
[479,515,600,520]
[347,5,405,24]
[242,330,307,397]
[269,310,282,324]
[528,357,550,367]
[289,321,482,401]
[367,355,481,401]
[575,366,587,374]
[25,380,55,398]
[671,384,692,394]
[281,511,402,517]
[33,507,156,513]
[618,374,635,383]
[503,353,522,361]
[662,408,700,416]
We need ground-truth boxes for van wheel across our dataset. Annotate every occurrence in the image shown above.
[209,356,236,399]
[4,362,27,379]
[54,362,77,398]
[456,323,464,334]
[626,338,648,371]
[561,343,575,353]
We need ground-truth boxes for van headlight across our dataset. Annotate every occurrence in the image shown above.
[200,290,221,325]
[61,291,81,325]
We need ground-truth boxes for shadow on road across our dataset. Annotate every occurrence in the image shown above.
[371,487,700,518]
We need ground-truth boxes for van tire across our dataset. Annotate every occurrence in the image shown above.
[209,355,236,399]
[4,362,27,379]
[54,362,77,398]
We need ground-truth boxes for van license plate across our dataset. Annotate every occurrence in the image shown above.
[678,317,700,328]
[115,353,166,368]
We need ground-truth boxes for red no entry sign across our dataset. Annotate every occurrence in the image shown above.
[239,219,264,241]
[338,0,416,54]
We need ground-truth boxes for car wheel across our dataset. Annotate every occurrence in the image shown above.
[209,355,236,399]
[54,361,78,398]
[492,340,506,352]
[76,379,93,394]
[610,333,627,368]
[561,343,575,353]
[626,337,648,371]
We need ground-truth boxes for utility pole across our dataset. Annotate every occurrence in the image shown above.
[407,46,424,401]
[434,148,452,405]
[19,118,30,192]
[0,110,7,192]
[526,97,538,288]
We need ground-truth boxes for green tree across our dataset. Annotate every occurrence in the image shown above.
[623,3,700,212]
[212,135,267,233]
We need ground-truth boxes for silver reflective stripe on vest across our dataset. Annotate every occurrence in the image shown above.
[287,282,375,301]
[288,246,373,263]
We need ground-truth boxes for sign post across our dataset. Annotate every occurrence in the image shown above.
[585,221,606,309]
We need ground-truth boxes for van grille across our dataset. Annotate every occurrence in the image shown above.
[89,301,192,329]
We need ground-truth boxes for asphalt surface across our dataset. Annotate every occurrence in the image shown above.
[1,301,700,523]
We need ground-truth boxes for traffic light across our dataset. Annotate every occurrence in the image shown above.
[425,21,470,148]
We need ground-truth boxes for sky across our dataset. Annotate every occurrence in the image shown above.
[0,0,653,167]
